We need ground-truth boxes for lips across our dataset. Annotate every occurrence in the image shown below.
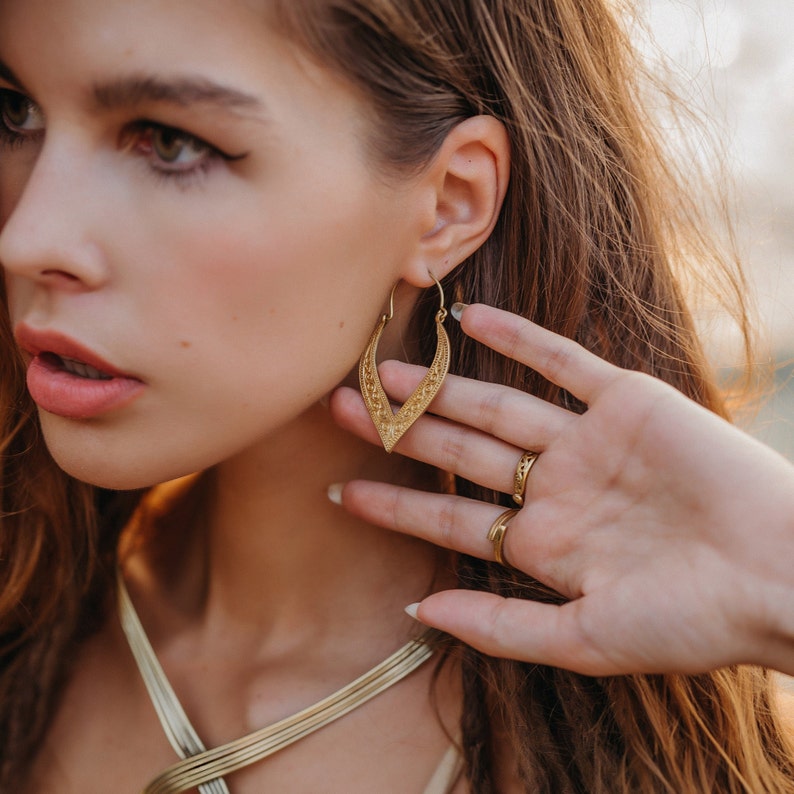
[14,325,145,419]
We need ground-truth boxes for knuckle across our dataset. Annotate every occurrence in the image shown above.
[390,486,411,531]
[439,426,467,470]
[436,498,459,547]
[488,599,517,651]
[539,343,574,380]
[477,388,507,436]
[504,318,530,360]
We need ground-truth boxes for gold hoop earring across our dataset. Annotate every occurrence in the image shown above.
[358,275,450,453]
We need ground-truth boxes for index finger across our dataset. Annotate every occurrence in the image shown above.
[456,303,621,404]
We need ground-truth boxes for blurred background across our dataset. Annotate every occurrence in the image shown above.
[641,0,794,460]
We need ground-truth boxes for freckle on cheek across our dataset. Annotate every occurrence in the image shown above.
[339,321,345,329]
[180,341,192,349]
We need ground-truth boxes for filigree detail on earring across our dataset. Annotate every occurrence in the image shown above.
[359,275,450,453]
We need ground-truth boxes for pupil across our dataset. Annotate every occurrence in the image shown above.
[154,129,184,162]
[2,95,29,128]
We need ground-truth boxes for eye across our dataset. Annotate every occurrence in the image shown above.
[0,89,45,141]
[143,125,210,166]
[123,121,217,172]
[120,120,247,185]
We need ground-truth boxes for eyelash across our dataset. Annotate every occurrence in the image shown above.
[120,121,246,187]
[0,89,45,149]
[0,88,246,186]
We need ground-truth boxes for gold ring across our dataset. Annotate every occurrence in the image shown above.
[512,451,539,506]
[487,508,520,567]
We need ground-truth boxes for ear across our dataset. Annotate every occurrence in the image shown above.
[400,115,510,288]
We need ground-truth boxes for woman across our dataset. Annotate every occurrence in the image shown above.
[0,0,791,792]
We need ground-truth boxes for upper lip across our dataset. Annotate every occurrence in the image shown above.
[14,324,137,379]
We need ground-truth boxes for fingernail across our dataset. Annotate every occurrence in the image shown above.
[450,302,468,321]
[404,602,422,620]
[327,483,345,505]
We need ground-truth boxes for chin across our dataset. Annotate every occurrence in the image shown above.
[48,452,171,491]
[39,414,196,491]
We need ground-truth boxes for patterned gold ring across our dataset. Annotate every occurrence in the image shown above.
[512,451,539,506]
[487,508,520,567]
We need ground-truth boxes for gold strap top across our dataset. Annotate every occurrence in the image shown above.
[118,571,438,793]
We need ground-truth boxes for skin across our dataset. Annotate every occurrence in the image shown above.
[2,0,789,789]
[332,303,794,680]
[0,0,426,489]
[0,0,509,791]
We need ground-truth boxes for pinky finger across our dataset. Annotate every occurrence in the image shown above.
[410,589,618,677]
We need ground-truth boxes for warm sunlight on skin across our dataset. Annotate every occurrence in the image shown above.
[2,2,793,792]
[0,0,432,490]
[0,5,477,790]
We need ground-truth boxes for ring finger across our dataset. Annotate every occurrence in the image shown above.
[337,480,521,564]
[334,480,570,594]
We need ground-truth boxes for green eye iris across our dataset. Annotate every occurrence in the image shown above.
[120,119,244,183]
[151,126,209,164]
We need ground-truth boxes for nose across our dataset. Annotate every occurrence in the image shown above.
[0,138,109,292]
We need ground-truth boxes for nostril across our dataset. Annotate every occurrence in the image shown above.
[41,269,80,281]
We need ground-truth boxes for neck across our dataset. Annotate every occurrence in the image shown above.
[129,402,448,656]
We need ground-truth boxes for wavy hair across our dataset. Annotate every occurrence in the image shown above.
[1,0,792,790]
[269,1,792,791]
[0,274,139,783]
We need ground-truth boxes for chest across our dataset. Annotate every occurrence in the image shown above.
[23,629,462,794]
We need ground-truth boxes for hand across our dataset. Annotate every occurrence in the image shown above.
[330,303,794,676]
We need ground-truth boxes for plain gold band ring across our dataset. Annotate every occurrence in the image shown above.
[487,508,520,567]
[513,451,539,506]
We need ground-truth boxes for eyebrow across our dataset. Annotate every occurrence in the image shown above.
[0,61,268,124]
[0,59,27,91]
[91,74,267,119]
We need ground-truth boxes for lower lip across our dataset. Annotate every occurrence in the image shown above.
[26,355,145,419]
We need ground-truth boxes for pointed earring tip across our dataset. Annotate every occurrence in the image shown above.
[451,302,468,321]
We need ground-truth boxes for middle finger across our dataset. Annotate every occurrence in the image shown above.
[377,360,574,451]
[333,384,523,495]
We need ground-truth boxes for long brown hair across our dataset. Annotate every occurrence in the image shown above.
[270,0,792,791]
[0,0,791,790]
[0,277,143,784]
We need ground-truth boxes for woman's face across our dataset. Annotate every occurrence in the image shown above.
[0,0,429,488]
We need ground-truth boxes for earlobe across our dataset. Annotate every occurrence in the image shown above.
[402,115,510,287]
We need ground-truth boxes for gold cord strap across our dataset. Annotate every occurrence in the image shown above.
[118,573,229,794]
[118,572,436,794]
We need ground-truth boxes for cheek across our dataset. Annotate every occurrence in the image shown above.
[3,273,34,325]
[39,160,413,487]
[115,216,370,444]
[0,148,40,225]
[131,177,402,381]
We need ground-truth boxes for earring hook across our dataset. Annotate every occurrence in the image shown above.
[428,272,446,322]
[384,273,444,323]
[385,283,397,322]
